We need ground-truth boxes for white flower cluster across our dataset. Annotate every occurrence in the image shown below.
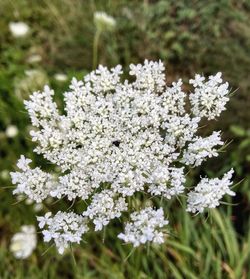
[182,131,223,167]
[187,169,235,213]
[94,11,116,32]
[118,207,169,247]
[11,155,54,203]
[10,225,37,259]
[83,190,127,231]
[147,167,185,199]
[6,125,19,138]
[189,72,230,120]
[37,212,89,254]
[11,60,234,252]
[9,22,30,38]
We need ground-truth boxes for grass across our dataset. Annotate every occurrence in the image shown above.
[0,203,249,278]
[0,0,250,278]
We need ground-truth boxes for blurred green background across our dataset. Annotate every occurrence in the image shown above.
[0,0,250,278]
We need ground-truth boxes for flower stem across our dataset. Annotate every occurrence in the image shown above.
[93,29,101,69]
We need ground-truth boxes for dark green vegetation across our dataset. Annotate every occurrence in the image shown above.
[0,0,250,278]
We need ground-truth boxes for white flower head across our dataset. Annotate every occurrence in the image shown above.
[6,125,18,138]
[9,22,30,37]
[11,60,234,252]
[10,225,37,259]
[94,11,116,31]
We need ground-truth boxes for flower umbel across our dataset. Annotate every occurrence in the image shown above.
[11,60,234,252]
[187,169,235,213]
[118,207,169,247]
[37,211,89,254]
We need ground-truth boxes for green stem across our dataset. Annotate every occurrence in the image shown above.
[93,30,101,69]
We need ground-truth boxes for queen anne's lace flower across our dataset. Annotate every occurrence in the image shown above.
[187,169,235,213]
[118,207,169,247]
[11,60,234,253]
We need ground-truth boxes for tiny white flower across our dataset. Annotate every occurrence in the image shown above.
[6,125,18,138]
[11,156,54,202]
[16,155,31,170]
[37,212,52,228]
[189,74,205,87]
[9,22,30,37]
[83,190,127,231]
[10,225,37,259]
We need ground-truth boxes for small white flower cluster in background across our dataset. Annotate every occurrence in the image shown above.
[118,207,169,247]
[9,22,30,38]
[10,225,37,259]
[54,73,67,82]
[11,60,234,253]
[94,11,116,32]
[6,125,18,138]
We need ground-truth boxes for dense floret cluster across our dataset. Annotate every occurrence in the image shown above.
[37,212,89,254]
[11,60,234,253]
[187,169,235,213]
[189,73,230,120]
[118,207,169,247]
